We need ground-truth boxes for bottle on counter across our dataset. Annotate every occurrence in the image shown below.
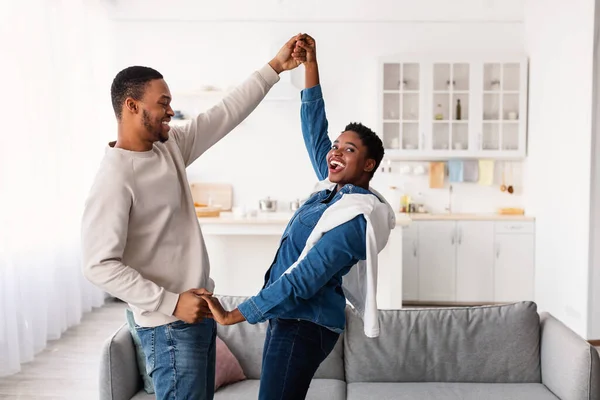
[400,193,411,213]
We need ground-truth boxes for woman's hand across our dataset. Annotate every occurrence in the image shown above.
[295,34,319,88]
[295,34,316,65]
[269,33,307,74]
[201,295,246,326]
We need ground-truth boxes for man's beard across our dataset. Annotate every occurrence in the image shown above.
[142,109,168,143]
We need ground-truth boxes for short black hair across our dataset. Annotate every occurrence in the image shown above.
[110,66,163,120]
[344,122,385,177]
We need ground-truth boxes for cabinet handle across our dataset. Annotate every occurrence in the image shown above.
[451,232,455,245]
[413,243,417,257]
[458,227,462,245]
[496,246,500,259]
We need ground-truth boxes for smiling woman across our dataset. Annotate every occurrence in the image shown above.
[200,35,393,400]
[0,0,115,377]
[327,123,382,191]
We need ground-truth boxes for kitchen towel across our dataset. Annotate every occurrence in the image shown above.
[463,161,479,182]
[478,160,495,186]
[429,162,445,188]
[448,160,464,183]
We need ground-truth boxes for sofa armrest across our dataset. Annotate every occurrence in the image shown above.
[100,324,141,400]
[540,312,600,400]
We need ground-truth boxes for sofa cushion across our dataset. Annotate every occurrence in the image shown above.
[216,295,344,380]
[214,379,346,400]
[344,302,541,383]
[215,336,246,390]
[346,382,559,399]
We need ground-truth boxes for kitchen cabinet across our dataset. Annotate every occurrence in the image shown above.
[403,219,535,304]
[418,221,457,302]
[455,222,495,302]
[494,223,535,302]
[401,224,419,301]
[378,55,528,160]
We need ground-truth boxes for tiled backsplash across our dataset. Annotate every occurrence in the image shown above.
[370,160,525,214]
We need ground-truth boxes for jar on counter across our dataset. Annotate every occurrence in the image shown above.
[289,199,301,212]
[385,186,402,212]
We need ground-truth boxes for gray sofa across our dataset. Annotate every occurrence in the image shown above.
[100,296,600,400]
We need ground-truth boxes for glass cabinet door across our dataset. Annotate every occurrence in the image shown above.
[382,62,420,151]
[482,63,521,152]
[432,63,470,152]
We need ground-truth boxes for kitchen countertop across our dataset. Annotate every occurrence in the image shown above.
[198,212,294,225]
[197,212,532,226]
[406,213,535,221]
[197,212,533,235]
[198,212,413,226]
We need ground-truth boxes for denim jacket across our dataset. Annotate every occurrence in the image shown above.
[237,85,372,333]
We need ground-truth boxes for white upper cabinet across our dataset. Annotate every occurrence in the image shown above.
[378,55,528,160]
[381,62,424,153]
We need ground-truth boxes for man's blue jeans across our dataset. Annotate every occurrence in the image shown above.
[136,318,217,400]
[259,318,340,400]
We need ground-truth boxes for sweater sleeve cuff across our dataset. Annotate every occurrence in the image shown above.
[258,64,280,88]
[238,298,264,324]
[157,290,180,316]
[301,84,322,102]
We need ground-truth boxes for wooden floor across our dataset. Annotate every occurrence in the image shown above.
[0,300,598,400]
[0,299,127,400]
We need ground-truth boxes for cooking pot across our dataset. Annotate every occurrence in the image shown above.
[258,197,277,212]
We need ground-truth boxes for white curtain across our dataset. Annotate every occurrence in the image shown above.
[0,0,116,377]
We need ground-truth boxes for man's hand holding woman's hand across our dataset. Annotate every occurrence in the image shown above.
[201,295,246,326]
[294,34,316,65]
[173,288,213,324]
[269,33,308,74]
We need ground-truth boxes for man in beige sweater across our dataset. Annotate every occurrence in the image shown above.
[81,35,307,399]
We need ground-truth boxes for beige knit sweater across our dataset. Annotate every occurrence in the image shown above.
[81,64,279,327]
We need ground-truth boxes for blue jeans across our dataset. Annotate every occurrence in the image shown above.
[136,319,217,400]
[259,318,340,400]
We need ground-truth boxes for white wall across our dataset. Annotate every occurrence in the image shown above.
[112,1,526,213]
[371,160,525,213]
[113,0,524,22]
[588,0,600,340]
[524,0,596,337]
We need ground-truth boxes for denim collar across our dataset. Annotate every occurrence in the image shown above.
[319,184,372,204]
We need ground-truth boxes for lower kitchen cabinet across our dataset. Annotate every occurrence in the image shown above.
[456,222,495,302]
[418,221,457,302]
[402,220,535,304]
[494,232,535,302]
[402,225,419,301]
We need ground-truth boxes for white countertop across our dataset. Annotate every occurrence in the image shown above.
[198,212,413,226]
[197,211,533,226]
[198,212,294,225]
[407,213,535,221]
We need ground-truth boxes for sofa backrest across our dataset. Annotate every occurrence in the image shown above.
[344,302,541,384]
[215,295,345,381]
